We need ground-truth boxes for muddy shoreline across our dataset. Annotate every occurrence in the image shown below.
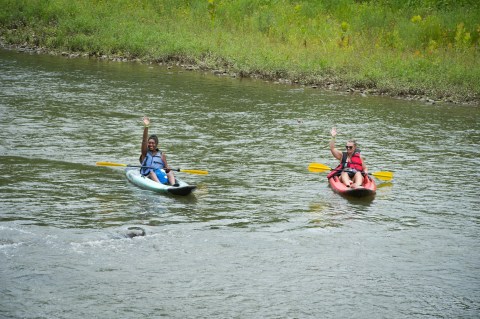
[2,41,477,106]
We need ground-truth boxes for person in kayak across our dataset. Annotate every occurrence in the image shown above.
[328,127,368,188]
[139,116,178,186]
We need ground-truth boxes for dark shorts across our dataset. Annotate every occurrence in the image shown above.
[343,168,359,178]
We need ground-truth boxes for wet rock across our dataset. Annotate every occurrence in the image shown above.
[125,227,146,238]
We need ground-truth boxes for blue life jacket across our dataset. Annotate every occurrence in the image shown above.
[140,149,165,176]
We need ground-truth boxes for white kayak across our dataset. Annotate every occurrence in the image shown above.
[125,168,196,196]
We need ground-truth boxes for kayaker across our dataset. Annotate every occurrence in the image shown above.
[139,116,178,186]
[328,127,368,188]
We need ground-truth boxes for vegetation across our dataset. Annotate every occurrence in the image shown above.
[0,0,479,103]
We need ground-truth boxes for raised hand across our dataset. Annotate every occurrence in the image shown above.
[142,116,150,127]
[330,127,337,138]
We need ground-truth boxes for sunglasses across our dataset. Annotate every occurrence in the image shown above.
[345,146,354,150]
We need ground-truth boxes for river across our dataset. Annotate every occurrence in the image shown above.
[0,48,478,318]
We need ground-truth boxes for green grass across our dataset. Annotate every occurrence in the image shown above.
[1,0,479,103]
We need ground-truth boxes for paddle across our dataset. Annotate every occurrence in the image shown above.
[308,162,393,181]
[96,161,208,175]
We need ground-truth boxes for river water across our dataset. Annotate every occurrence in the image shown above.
[0,48,478,318]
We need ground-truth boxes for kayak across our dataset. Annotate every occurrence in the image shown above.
[125,168,196,196]
[328,175,376,198]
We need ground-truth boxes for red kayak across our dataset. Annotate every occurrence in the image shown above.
[328,175,376,198]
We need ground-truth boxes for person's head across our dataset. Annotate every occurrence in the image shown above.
[147,134,159,151]
[345,140,357,154]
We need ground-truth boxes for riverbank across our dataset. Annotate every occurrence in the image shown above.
[0,40,449,106]
[1,0,479,105]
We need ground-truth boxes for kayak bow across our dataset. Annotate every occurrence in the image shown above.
[125,168,196,196]
[328,175,376,198]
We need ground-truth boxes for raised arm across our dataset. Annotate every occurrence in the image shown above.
[329,127,343,160]
[140,116,150,163]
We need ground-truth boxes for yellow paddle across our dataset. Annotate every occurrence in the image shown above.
[308,162,393,181]
[96,161,208,175]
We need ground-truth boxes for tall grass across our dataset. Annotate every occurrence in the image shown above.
[0,0,479,102]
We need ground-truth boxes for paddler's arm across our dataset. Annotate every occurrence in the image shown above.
[161,152,171,173]
[329,127,342,160]
[362,156,368,175]
[140,116,150,163]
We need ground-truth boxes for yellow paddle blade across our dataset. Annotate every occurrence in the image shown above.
[178,169,208,175]
[308,163,332,171]
[371,171,393,181]
[308,162,393,181]
[96,161,128,167]
[308,166,331,173]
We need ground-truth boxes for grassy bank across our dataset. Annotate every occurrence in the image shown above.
[1,0,479,104]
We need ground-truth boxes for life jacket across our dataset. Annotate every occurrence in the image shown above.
[140,149,165,176]
[327,150,363,179]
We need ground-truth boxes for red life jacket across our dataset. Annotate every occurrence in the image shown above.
[327,151,363,179]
